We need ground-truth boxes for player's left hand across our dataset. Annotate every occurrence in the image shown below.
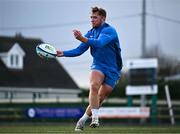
[73,30,82,40]
[73,29,88,43]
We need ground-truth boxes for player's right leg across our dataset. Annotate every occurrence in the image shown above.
[75,84,113,131]
[75,70,104,131]
[74,105,91,131]
[89,83,113,128]
[88,70,104,128]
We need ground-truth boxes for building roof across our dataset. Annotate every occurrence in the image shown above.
[0,34,79,89]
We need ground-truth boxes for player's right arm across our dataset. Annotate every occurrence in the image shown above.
[56,43,89,57]
[63,43,89,57]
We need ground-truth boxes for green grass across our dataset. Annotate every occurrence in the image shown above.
[0,124,180,134]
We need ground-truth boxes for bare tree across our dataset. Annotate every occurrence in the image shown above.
[146,44,180,77]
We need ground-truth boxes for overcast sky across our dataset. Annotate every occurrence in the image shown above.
[0,0,180,88]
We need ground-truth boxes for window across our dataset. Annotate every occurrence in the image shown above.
[15,55,19,66]
[10,55,14,66]
[6,43,25,69]
[10,54,20,69]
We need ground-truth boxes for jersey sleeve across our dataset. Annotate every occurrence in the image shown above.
[63,43,89,57]
[63,31,90,57]
[86,27,117,48]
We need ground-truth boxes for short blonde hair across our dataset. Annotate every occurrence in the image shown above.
[91,6,106,18]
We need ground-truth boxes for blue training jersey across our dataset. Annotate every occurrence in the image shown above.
[63,23,122,73]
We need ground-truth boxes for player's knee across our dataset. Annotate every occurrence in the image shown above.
[90,82,99,93]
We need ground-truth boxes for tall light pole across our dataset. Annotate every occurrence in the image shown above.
[142,0,146,57]
[141,0,147,124]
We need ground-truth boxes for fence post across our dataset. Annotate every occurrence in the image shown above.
[10,91,13,103]
[33,92,36,103]
[151,95,157,124]
[127,96,133,107]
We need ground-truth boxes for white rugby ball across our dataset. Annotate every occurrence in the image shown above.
[36,43,57,59]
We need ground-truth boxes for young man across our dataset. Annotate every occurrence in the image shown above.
[56,7,122,131]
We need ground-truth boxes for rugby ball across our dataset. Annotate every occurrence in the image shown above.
[36,43,57,59]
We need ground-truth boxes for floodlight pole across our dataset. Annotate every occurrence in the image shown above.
[142,0,146,58]
[140,0,147,124]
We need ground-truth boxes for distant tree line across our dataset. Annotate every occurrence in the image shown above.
[145,44,180,77]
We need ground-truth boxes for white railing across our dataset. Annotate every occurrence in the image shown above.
[0,87,81,103]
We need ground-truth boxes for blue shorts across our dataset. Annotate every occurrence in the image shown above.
[91,66,121,89]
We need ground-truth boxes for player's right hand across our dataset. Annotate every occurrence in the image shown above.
[56,50,64,57]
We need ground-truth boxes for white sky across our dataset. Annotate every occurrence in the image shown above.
[0,0,180,88]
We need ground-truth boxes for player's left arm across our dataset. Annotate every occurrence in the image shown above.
[73,30,88,43]
[73,27,116,47]
[56,31,90,57]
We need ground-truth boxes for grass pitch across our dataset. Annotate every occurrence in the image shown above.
[0,124,180,134]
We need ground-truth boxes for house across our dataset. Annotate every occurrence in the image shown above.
[0,34,81,102]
